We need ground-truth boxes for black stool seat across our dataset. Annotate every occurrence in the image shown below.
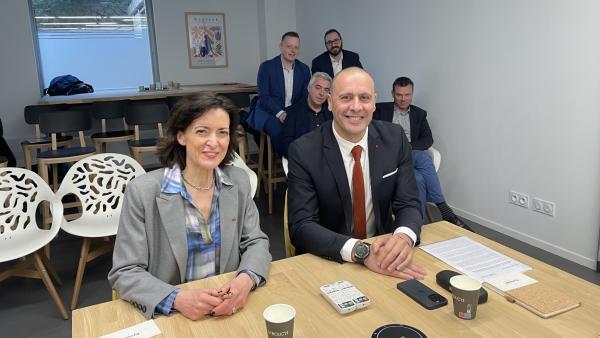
[128,138,158,147]
[21,135,73,145]
[37,146,95,159]
[92,130,134,139]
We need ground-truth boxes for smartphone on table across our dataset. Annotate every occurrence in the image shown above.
[397,279,448,310]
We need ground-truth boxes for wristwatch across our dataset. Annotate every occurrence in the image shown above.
[353,242,371,264]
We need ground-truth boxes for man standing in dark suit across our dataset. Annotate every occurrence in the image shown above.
[374,77,471,230]
[311,29,363,78]
[288,68,426,280]
[245,32,311,155]
[281,72,333,157]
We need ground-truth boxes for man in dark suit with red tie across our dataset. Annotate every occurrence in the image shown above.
[311,29,363,78]
[287,68,426,280]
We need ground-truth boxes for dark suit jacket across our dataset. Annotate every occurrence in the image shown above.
[287,120,422,262]
[311,49,363,78]
[281,99,332,157]
[245,55,310,131]
[374,102,433,151]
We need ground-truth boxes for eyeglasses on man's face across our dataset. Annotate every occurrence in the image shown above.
[325,38,341,46]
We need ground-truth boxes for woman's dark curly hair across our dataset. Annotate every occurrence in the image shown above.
[157,92,239,170]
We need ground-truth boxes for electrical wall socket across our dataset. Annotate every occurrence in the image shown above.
[509,190,529,208]
[532,197,555,217]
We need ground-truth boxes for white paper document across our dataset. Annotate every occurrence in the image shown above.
[420,236,531,281]
[484,272,538,293]
[100,319,161,338]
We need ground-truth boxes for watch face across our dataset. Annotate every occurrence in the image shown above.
[355,243,370,259]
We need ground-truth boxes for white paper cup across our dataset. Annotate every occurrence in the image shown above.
[263,304,295,337]
[450,275,481,320]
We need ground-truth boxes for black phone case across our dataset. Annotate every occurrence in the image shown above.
[397,279,448,310]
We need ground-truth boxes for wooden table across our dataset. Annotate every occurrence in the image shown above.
[72,222,600,337]
[38,83,257,105]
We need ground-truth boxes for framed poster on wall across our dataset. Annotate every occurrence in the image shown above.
[185,12,228,68]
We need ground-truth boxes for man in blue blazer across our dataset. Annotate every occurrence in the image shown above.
[281,72,333,157]
[245,32,311,155]
[288,68,426,280]
[311,29,363,78]
[374,77,472,231]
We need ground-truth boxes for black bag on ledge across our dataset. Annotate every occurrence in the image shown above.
[44,75,94,96]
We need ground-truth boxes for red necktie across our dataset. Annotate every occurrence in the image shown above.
[351,145,366,239]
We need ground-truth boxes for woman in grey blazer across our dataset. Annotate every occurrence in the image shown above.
[108,93,271,320]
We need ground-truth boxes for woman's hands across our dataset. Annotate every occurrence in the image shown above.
[211,272,255,316]
[172,273,255,320]
[172,288,223,320]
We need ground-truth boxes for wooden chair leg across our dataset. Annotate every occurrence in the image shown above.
[32,251,69,320]
[39,251,63,286]
[267,136,273,214]
[38,161,52,258]
[256,134,265,198]
[71,238,91,310]
[426,203,434,224]
[22,146,33,170]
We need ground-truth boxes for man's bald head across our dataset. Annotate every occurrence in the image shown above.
[327,67,377,143]
[330,67,375,95]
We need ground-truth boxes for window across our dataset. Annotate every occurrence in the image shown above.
[31,0,156,92]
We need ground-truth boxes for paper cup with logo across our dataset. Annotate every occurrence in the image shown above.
[263,304,295,337]
[450,275,481,320]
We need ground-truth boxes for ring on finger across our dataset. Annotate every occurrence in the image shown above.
[232,305,237,314]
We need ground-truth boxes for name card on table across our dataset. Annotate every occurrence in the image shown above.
[100,320,161,338]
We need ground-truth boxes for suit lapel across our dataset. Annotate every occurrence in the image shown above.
[323,123,353,234]
[291,60,303,103]
[218,179,237,274]
[275,56,286,106]
[156,193,188,282]
[409,105,419,140]
[368,125,383,234]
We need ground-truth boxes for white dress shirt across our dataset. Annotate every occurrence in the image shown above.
[278,57,294,118]
[332,123,417,262]
[330,51,344,76]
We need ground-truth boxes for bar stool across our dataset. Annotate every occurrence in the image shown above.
[125,100,170,166]
[21,104,73,170]
[37,109,96,229]
[90,100,134,153]
[257,133,286,214]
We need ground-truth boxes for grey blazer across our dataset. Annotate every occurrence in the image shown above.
[108,166,271,319]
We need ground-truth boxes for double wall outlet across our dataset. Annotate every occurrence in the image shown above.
[508,190,556,217]
[509,190,529,208]
[532,197,555,217]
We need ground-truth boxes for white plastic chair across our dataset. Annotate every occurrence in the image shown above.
[0,167,69,319]
[229,151,258,198]
[427,146,441,172]
[55,153,145,309]
[425,146,442,222]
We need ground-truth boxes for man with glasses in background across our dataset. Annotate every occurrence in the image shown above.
[311,29,363,78]
[281,72,333,157]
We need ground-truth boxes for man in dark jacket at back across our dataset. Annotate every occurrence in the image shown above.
[311,29,362,78]
[281,72,333,157]
[374,77,472,231]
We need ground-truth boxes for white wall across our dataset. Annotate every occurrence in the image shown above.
[0,0,43,165]
[261,0,297,59]
[152,0,262,85]
[297,0,600,269]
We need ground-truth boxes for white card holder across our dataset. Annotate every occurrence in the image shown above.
[319,280,370,314]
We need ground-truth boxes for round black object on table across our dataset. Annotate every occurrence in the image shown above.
[372,324,426,338]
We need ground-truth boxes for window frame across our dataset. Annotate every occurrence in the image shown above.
[28,0,160,97]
